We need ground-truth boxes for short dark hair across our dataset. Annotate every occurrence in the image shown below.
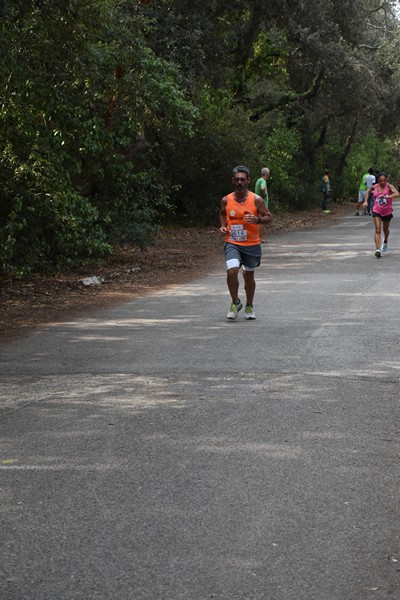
[233,165,250,177]
[368,168,374,174]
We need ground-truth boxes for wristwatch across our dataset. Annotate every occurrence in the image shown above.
[257,217,262,224]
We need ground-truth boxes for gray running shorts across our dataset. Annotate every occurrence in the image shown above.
[224,242,262,271]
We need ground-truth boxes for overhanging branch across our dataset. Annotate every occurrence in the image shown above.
[248,69,325,122]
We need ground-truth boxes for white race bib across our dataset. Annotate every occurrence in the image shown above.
[229,224,247,242]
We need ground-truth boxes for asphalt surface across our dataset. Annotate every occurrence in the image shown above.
[1,210,399,600]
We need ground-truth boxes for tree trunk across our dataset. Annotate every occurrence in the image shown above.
[337,116,358,178]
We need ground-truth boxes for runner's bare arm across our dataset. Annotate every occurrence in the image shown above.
[255,195,272,223]
[387,184,399,199]
[219,196,228,233]
[243,196,272,224]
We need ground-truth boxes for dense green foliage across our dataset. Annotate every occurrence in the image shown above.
[1,0,400,273]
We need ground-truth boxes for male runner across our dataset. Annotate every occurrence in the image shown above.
[219,165,272,320]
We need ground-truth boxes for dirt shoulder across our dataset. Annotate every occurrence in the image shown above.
[0,202,352,343]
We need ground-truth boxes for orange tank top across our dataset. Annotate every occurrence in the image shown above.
[225,191,260,246]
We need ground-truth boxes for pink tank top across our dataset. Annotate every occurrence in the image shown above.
[373,183,392,216]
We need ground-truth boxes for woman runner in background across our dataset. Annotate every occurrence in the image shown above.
[363,172,399,258]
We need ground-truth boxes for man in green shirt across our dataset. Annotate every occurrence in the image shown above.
[356,168,375,215]
[255,167,270,242]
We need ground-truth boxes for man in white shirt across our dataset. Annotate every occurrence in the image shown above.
[364,168,376,215]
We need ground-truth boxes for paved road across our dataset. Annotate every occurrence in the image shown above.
[1,211,399,600]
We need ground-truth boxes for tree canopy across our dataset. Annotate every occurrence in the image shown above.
[1,0,400,273]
